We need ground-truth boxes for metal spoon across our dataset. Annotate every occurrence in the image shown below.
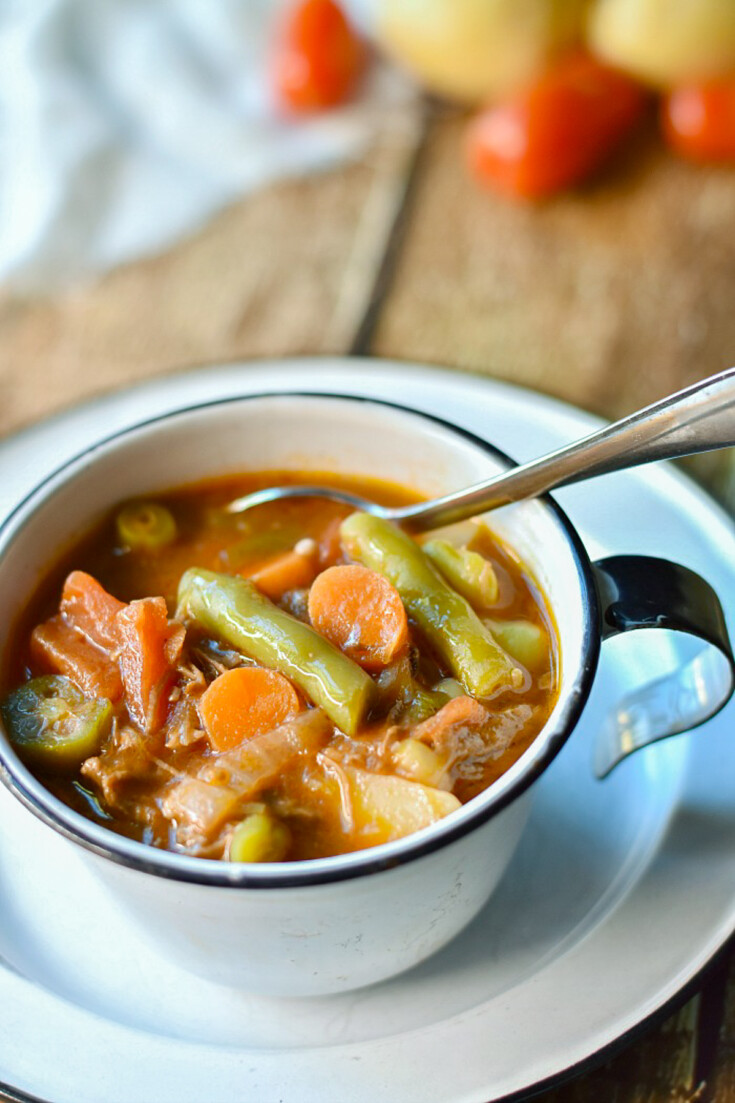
[227,368,735,530]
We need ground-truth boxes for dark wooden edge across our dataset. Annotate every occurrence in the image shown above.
[496,932,735,1103]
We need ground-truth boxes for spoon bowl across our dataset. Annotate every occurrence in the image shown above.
[227,368,735,530]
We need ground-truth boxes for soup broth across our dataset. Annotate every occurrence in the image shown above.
[1,472,558,862]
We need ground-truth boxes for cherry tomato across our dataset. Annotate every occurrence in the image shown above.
[273,0,364,112]
[466,53,648,199]
[662,82,735,163]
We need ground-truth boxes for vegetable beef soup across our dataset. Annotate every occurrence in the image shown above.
[1,473,558,862]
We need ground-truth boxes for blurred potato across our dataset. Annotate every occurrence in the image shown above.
[588,0,735,87]
[375,0,588,104]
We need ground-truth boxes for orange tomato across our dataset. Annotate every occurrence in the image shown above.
[662,82,735,163]
[273,0,364,112]
[466,53,647,199]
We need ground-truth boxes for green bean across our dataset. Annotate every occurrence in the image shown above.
[340,513,521,698]
[116,501,177,550]
[1,675,112,771]
[401,690,444,724]
[422,539,499,608]
[376,657,444,723]
[177,568,374,735]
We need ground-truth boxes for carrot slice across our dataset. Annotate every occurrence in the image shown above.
[60,571,125,651]
[307,563,409,672]
[246,549,318,601]
[30,617,123,701]
[116,597,183,734]
[199,667,303,752]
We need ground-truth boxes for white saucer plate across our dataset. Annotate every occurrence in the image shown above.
[1,358,734,1103]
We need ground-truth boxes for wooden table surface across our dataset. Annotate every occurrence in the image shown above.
[1,102,734,1101]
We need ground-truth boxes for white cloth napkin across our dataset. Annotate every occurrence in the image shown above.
[0,0,417,292]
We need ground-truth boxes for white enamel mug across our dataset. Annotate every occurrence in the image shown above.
[0,394,731,996]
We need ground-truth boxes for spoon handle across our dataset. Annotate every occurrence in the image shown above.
[397,367,735,531]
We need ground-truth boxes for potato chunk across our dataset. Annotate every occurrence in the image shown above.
[342,765,460,847]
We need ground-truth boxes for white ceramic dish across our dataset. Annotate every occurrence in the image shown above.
[0,358,734,1102]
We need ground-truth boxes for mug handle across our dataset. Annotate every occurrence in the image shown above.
[591,556,735,778]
